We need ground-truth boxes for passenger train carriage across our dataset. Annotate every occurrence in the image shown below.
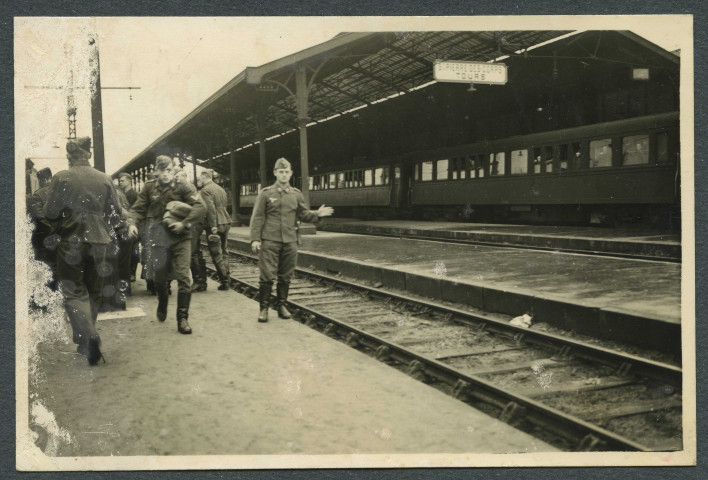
[240,112,679,227]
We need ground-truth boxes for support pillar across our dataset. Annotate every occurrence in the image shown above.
[295,65,311,207]
[227,131,240,225]
[256,112,268,190]
[295,64,316,235]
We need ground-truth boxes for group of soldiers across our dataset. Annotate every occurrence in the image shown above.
[27,136,333,366]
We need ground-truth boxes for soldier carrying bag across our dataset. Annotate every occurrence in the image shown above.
[163,200,192,231]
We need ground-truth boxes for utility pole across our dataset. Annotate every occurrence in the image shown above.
[88,35,105,172]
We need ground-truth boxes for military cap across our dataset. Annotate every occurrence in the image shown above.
[155,155,173,170]
[66,136,92,157]
[36,167,52,183]
[118,172,132,181]
[273,157,291,170]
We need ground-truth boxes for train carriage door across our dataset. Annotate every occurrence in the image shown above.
[390,164,402,208]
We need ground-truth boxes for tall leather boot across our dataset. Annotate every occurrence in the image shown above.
[155,282,169,322]
[217,260,230,290]
[176,291,192,334]
[258,282,272,323]
[276,282,292,319]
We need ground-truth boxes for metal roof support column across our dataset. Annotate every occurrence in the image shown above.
[256,112,268,190]
[227,130,240,226]
[191,153,198,187]
[295,64,311,207]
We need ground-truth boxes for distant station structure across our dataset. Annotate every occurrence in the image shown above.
[116,31,680,229]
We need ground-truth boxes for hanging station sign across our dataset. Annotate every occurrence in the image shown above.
[433,60,508,85]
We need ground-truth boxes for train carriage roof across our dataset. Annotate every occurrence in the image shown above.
[117,30,678,176]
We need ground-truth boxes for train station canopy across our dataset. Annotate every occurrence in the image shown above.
[117,30,678,176]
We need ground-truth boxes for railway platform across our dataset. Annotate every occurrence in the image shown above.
[317,219,681,260]
[27,277,555,459]
[225,225,682,355]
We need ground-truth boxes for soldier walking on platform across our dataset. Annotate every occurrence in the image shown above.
[42,137,124,365]
[249,157,333,323]
[195,169,231,291]
[118,172,139,283]
[127,156,206,334]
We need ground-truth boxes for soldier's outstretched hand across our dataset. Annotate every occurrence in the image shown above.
[251,241,261,254]
[128,225,139,240]
[317,204,334,217]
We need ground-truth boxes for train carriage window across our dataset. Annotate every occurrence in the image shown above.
[365,169,373,186]
[572,142,584,169]
[374,167,384,185]
[533,148,542,174]
[421,161,434,181]
[559,144,569,171]
[459,158,467,179]
[451,158,459,180]
[545,146,554,173]
[466,156,476,179]
[382,167,390,185]
[337,172,345,188]
[589,139,612,168]
[656,132,669,164]
[328,173,337,189]
[511,149,528,175]
[490,152,505,176]
[308,177,314,190]
[436,159,449,180]
[622,134,650,166]
[477,155,485,178]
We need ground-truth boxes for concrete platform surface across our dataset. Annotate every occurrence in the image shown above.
[227,226,681,353]
[318,219,681,259]
[28,277,555,457]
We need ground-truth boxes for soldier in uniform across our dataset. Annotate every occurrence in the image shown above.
[194,169,231,291]
[127,155,206,334]
[42,137,124,365]
[249,157,333,322]
[117,172,139,282]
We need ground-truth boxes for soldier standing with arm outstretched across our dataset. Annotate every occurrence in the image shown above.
[127,156,206,334]
[249,157,333,323]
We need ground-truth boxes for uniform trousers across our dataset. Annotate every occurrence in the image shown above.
[208,224,231,278]
[117,233,134,292]
[149,238,192,294]
[258,240,297,286]
[56,241,109,344]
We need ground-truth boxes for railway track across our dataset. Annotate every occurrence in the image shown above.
[204,247,683,452]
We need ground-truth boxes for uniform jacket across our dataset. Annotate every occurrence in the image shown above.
[42,162,123,245]
[123,187,138,206]
[129,179,206,246]
[249,182,319,243]
[27,186,50,222]
[200,181,230,228]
